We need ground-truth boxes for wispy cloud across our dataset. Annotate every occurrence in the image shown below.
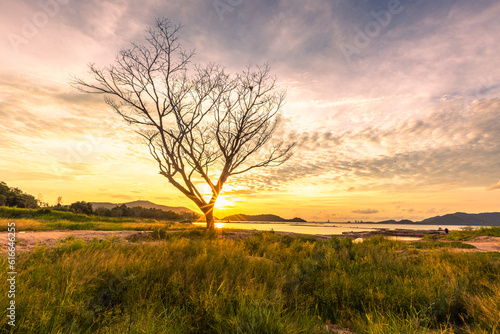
[229,96,500,199]
[352,209,379,214]
[486,181,500,191]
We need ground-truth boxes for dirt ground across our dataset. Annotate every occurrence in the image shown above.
[456,235,500,252]
[1,230,499,253]
[1,230,149,253]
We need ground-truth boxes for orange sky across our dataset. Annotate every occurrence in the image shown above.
[1,0,500,222]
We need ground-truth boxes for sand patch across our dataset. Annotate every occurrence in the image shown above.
[463,236,500,252]
[0,230,149,253]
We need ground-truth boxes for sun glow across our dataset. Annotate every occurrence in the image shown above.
[214,195,235,210]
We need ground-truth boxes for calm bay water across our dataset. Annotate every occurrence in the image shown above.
[193,221,473,236]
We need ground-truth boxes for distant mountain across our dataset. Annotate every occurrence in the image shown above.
[419,212,500,226]
[367,214,500,226]
[91,200,195,214]
[222,213,307,223]
[375,219,416,224]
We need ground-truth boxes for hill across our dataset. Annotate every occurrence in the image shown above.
[419,212,500,226]
[222,213,306,222]
[376,219,415,225]
[91,200,195,214]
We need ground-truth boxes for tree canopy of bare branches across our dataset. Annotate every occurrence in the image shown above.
[72,19,294,229]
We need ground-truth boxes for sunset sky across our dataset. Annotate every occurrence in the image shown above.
[1,0,500,222]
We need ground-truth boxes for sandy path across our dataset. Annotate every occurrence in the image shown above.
[462,236,500,252]
[1,230,149,253]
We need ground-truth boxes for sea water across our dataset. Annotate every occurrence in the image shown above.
[193,221,473,236]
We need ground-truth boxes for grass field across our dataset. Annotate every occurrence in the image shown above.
[0,206,121,222]
[1,224,499,333]
[0,218,202,232]
[445,226,500,240]
[0,206,202,232]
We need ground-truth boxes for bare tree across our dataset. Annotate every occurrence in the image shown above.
[72,19,294,229]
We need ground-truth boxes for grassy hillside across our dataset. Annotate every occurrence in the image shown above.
[0,207,199,231]
[91,200,195,215]
[0,206,105,222]
[1,230,499,333]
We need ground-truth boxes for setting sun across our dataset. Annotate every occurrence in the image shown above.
[214,222,225,229]
[214,196,235,210]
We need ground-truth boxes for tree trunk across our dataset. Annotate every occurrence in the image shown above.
[203,207,215,230]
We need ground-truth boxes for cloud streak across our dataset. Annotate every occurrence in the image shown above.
[486,181,500,191]
[352,209,379,214]
[233,98,500,192]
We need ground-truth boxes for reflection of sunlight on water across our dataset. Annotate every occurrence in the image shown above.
[387,236,421,241]
[192,222,469,237]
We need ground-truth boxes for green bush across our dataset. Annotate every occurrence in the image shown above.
[446,226,500,240]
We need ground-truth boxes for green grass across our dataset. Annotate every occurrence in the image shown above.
[0,206,205,232]
[0,217,204,232]
[1,232,499,333]
[445,226,500,241]
[411,240,477,250]
[0,206,108,222]
[0,207,206,232]
[0,206,198,226]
